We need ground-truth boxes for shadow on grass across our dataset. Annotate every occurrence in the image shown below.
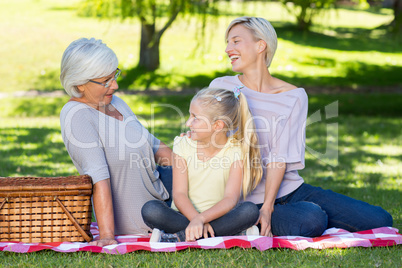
[6,93,402,120]
[274,60,402,88]
[117,65,234,91]
[308,94,402,117]
[117,62,401,93]
[32,22,401,92]
[0,127,73,177]
[272,22,401,53]
[303,116,400,193]
[9,97,69,117]
[32,61,402,92]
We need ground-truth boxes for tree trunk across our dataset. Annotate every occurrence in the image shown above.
[393,0,402,33]
[139,23,160,71]
[296,7,311,31]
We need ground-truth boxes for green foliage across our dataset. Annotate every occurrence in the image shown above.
[78,0,121,17]
[1,1,399,93]
[280,0,337,30]
[78,0,220,70]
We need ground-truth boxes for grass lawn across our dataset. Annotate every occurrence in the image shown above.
[0,94,400,266]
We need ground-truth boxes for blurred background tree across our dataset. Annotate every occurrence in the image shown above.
[391,0,402,32]
[280,0,402,33]
[279,0,337,30]
[79,0,220,71]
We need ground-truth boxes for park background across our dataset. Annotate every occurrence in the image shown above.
[0,0,401,266]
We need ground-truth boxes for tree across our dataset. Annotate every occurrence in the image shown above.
[391,0,402,33]
[279,0,336,30]
[80,0,219,71]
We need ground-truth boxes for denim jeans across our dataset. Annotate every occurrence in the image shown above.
[157,165,173,207]
[142,200,260,240]
[257,183,393,237]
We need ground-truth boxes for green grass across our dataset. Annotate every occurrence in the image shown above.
[0,246,400,267]
[0,94,401,266]
[0,0,400,93]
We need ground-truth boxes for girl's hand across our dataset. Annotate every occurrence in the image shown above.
[258,208,274,237]
[203,223,215,239]
[185,216,205,241]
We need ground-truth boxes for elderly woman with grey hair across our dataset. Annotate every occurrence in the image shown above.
[59,38,173,247]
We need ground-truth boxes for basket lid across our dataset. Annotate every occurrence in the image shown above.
[0,175,93,192]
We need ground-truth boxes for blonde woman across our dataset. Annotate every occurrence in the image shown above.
[210,16,393,237]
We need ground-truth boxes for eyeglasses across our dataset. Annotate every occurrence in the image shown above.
[89,68,121,88]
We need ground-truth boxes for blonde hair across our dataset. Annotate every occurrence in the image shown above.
[226,16,277,68]
[192,88,263,198]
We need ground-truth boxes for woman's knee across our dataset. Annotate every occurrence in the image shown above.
[272,201,328,237]
[369,207,393,229]
[383,210,393,227]
[298,202,328,237]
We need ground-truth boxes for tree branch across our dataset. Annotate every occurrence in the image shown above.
[154,5,182,44]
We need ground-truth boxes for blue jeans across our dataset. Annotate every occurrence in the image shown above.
[142,200,259,240]
[157,165,173,207]
[257,183,393,237]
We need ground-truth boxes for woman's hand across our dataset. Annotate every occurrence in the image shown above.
[185,215,205,241]
[258,207,273,237]
[89,237,118,247]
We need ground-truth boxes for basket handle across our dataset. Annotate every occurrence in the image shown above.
[55,197,93,242]
[0,198,7,210]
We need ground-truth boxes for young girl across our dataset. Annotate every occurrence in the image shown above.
[141,87,263,242]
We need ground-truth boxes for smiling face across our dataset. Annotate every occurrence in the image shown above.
[76,69,119,108]
[185,100,216,143]
[225,24,265,73]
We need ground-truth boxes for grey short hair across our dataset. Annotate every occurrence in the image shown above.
[60,38,118,97]
[226,17,277,68]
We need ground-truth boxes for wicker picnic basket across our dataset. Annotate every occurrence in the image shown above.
[0,175,93,243]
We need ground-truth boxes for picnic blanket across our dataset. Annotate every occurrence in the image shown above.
[1,223,400,254]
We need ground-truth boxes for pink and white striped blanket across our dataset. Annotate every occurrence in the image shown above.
[1,223,400,254]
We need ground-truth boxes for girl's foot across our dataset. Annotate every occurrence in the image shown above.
[150,228,180,242]
[238,225,259,236]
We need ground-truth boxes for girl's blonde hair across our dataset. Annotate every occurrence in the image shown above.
[192,87,263,198]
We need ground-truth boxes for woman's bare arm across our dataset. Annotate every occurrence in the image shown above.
[89,179,118,247]
[258,162,286,237]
